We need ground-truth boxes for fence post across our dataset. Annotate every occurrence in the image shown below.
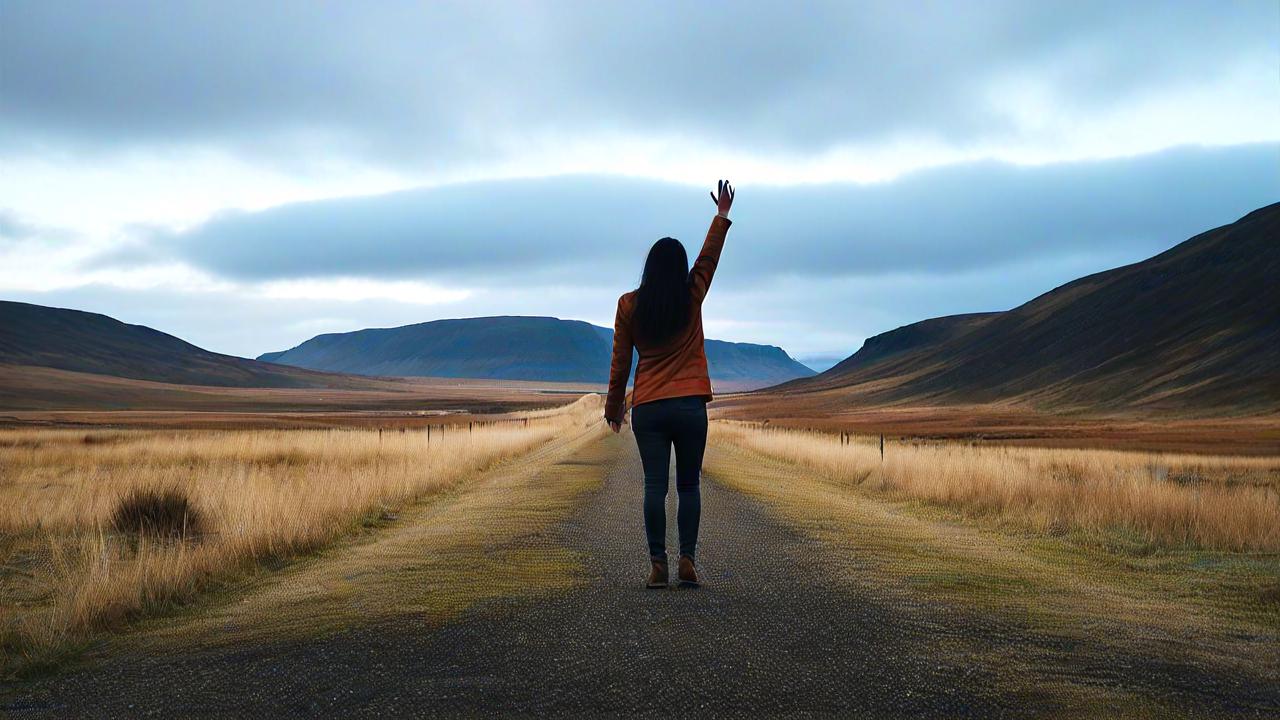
[880,434,884,462]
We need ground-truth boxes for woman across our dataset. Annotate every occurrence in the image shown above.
[605,179,735,589]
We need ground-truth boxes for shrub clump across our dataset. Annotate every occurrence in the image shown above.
[109,487,206,540]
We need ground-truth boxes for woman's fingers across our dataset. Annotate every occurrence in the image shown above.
[711,179,733,207]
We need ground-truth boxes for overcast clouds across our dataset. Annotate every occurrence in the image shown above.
[1,1,1277,367]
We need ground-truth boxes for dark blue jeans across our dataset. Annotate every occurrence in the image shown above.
[631,395,708,563]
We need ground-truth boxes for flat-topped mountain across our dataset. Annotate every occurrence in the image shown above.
[260,316,814,388]
[775,202,1280,412]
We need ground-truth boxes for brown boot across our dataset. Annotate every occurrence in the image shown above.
[677,555,700,588]
[646,559,668,589]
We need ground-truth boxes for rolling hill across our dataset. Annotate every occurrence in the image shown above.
[822,312,1001,376]
[259,316,814,388]
[0,301,369,389]
[773,202,1280,412]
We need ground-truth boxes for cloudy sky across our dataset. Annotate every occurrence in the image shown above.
[2,1,1277,370]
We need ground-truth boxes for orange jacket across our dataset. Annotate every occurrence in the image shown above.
[605,214,733,423]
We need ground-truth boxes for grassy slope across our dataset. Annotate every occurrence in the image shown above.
[0,301,371,390]
[775,203,1280,413]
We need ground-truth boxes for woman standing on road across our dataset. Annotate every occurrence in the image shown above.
[605,179,735,589]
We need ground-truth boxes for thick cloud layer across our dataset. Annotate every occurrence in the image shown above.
[3,1,1274,166]
[155,143,1279,287]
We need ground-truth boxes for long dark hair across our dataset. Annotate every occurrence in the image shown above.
[633,237,691,346]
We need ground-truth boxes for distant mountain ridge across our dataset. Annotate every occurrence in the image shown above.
[259,316,814,388]
[773,203,1280,412]
[0,301,365,389]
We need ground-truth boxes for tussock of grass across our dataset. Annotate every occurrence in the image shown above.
[0,395,602,675]
[109,487,205,541]
[712,422,1280,553]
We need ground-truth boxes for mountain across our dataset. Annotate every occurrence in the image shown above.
[775,203,1280,412]
[823,312,1000,375]
[260,316,814,388]
[702,338,816,385]
[260,317,610,382]
[0,301,367,389]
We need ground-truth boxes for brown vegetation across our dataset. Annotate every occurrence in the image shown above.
[0,395,601,674]
[109,487,206,541]
[710,398,1280,455]
[711,421,1280,552]
[701,438,1280,694]
[0,363,597,416]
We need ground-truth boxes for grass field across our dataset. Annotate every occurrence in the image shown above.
[709,396,1280,455]
[712,421,1280,552]
[707,421,1280,644]
[0,363,593,417]
[704,422,1280,701]
[0,395,600,675]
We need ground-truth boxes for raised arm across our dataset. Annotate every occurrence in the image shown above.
[604,294,634,429]
[690,179,735,303]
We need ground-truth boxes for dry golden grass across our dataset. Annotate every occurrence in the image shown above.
[701,439,1280,706]
[712,421,1280,553]
[0,395,601,673]
[140,422,615,651]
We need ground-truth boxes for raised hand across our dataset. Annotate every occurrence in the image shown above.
[709,179,735,218]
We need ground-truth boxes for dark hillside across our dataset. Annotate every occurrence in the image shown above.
[0,301,367,389]
[779,203,1280,412]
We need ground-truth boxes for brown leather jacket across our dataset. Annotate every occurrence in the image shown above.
[605,214,733,423]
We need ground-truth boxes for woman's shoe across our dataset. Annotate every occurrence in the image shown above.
[646,560,669,589]
[677,555,700,588]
